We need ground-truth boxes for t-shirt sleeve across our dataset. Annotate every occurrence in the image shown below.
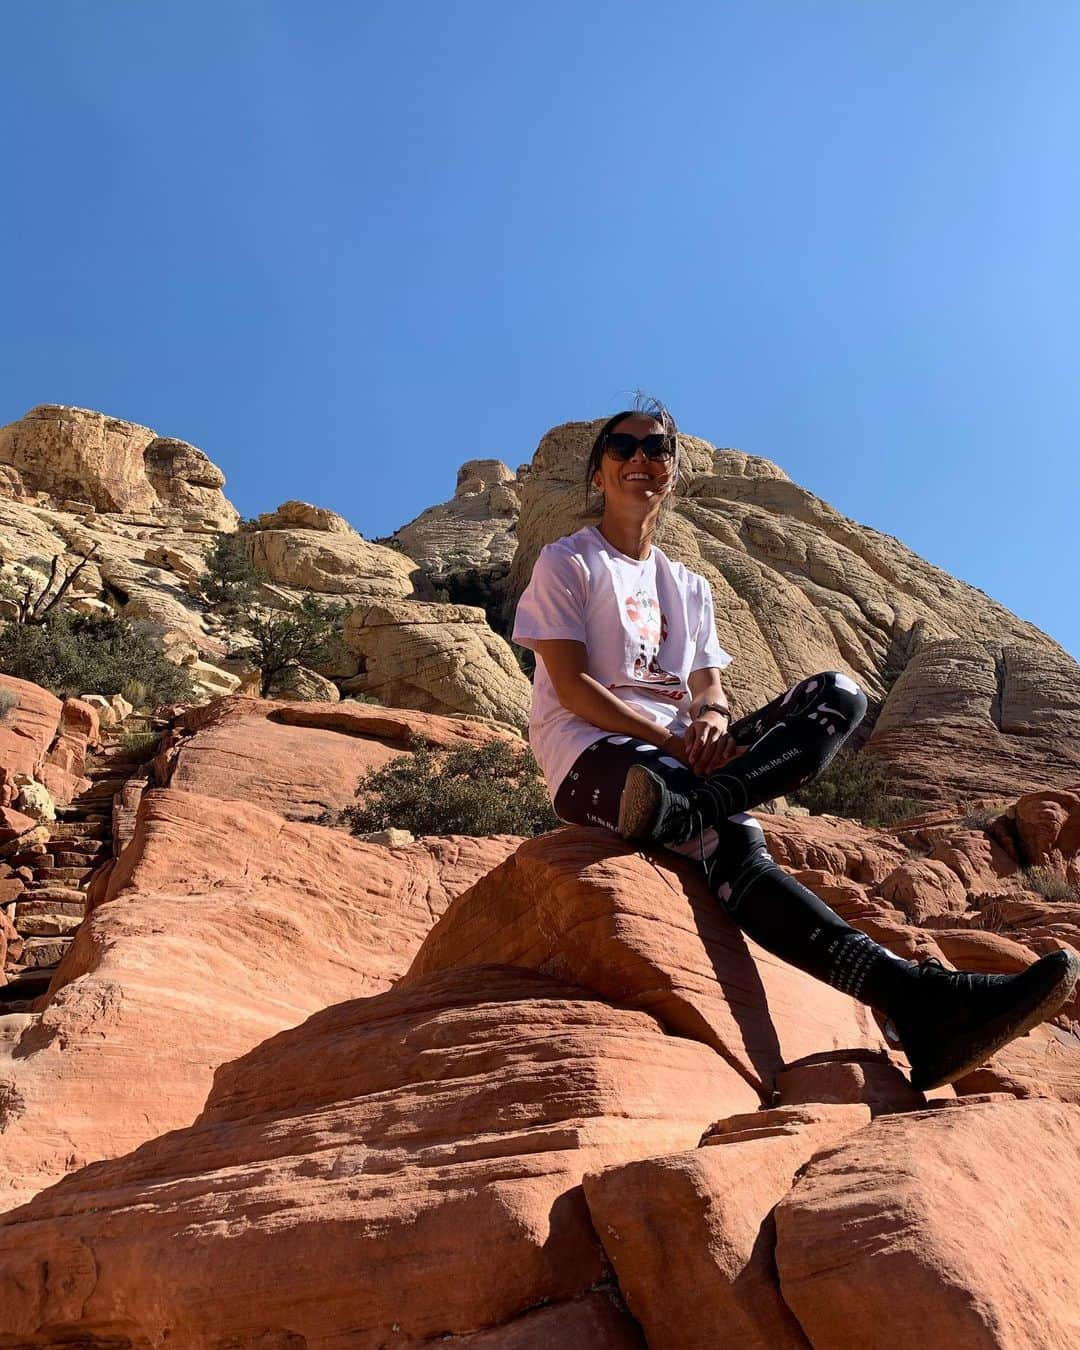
[690,577,733,672]
[512,544,588,649]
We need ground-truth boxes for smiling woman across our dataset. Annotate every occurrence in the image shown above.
[509,394,1079,1094]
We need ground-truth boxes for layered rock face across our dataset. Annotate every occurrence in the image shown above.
[392,457,523,573]
[1,684,1079,1344]
[343,599,532,727]
[867,638,1080,802]
[0,698,521,1210]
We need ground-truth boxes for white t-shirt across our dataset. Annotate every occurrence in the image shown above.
[512,525,733,798]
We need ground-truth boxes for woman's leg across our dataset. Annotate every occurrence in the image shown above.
[554,729,1080,1090]
[618,670,868,845]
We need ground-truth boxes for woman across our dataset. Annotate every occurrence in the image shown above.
[512,398,1078,1091]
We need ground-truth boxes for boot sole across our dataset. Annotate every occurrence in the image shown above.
[617,765,663,842]
[908,950,1080,1091]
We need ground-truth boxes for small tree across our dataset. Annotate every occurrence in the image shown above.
[0,547,99,625]
[341,736,559,837]
[200,534,264,613]
[233,595,344,697]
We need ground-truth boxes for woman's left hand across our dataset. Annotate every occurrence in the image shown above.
[684,711,742,776]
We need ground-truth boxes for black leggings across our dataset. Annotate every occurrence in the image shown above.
[551,671,908,1009]
[552,669,867,843]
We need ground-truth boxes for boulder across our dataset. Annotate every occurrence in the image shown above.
[583,1103,871,1350]
[774,1099,1080,1347]
[403,827,886,1104]
[247,516,415,600]
[343,599,532,727]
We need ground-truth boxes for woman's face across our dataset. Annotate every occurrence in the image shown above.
[593,414,676,509]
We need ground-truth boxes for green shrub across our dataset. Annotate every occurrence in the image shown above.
[118,729,161,763]
[0,611,195,705]
[341,736,559,838]
[0,688,17,721]
[200,534,264,612]
[1022,864,1078,902]
[792,747,926,829]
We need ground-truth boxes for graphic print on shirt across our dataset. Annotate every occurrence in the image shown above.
[608,585,685,702]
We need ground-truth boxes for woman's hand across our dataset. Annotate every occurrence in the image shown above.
[683,711,746,777]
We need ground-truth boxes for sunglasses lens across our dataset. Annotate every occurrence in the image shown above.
[604,433,673,461]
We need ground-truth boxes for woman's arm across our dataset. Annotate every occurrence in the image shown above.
[531,639,678,748]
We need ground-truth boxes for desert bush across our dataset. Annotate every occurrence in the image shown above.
[792,747,926,829]
[119,678,154,712]
[956,801,1010,831]
[1021,864,1078,902]
[0,688,17,721]
[118,729,161,763]
[341,736,559,838]
[0,611,195,705]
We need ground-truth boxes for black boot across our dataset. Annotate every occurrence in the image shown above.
[691,816,1080,1091]
[878,949,1079,1090]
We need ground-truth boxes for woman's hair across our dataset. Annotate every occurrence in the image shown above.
[583,392,683,520]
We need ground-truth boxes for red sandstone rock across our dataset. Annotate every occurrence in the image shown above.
[761,811,908,884]
[0,967,735,1346]
[0,907,19,970]
[454,1291,645,1347]
[403,827,885,1106]
[951,1022,1080,1102]
[583,1103,870,1349]
[0,676,62,806]
[0,788,517,1210]
[774,1099,1080,1347]
[774,1049,943,1115]
[1013,786,1080,864]
[163,694,520,820]
[878,858,969,924]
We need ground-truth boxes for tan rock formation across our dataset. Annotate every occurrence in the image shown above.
[393,457,522,572]
[343,599,533,727]
[774,1099,1080,1347]
[245,510,416,601]
[0,405,236,527]
[867,638,1080,802]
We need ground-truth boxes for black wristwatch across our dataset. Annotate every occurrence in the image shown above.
[696,700,731,720]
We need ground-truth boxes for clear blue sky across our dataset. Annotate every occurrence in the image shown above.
[3,3,1078,659]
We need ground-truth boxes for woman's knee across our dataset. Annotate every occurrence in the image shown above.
[807,671,868,732]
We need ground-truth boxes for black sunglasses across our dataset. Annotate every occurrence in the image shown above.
[603,432,675,461]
